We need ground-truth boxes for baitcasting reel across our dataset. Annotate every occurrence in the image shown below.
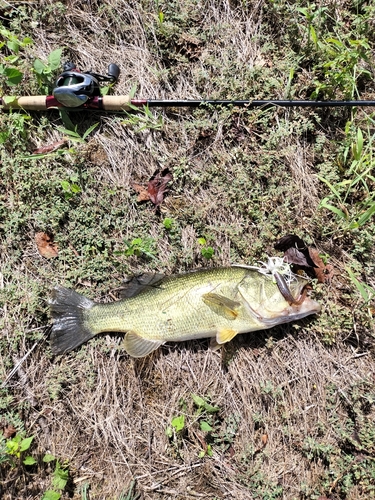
[53,62,120,107]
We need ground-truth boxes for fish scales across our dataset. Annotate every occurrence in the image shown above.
[86,267,262,339]
[50,266,321,358]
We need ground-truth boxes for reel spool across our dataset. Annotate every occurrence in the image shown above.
[53,62,120,107]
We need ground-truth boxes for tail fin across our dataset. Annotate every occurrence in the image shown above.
[49,286,96,355]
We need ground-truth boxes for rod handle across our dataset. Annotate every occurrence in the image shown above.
[0,95,132,111]
[101,95,131,110]
[0,96,48,110]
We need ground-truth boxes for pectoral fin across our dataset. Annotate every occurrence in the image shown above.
[122,331,163,358]
[202,293,241,320]
[209,337,220,351]
[216,328,238,344]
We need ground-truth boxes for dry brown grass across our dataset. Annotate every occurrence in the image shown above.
[4,332,375,499]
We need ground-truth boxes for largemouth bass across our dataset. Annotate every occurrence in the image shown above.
[50,266,320,358]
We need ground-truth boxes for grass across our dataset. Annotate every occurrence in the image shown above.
[1,0,375,498]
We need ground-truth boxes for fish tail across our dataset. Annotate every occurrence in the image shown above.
[49,285,96,355]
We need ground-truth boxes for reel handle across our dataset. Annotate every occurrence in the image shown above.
[107,63,120,82]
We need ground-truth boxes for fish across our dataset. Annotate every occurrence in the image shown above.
[49,266,321,358]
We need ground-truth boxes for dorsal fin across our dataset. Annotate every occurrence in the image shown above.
[119,272,165,298]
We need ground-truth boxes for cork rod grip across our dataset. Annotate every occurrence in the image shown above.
[101,95,131,110]
[1,94,136,111]
[0,96,49,110]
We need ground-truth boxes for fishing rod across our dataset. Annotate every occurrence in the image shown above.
[2,61,375,111]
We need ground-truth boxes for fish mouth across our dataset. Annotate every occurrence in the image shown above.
[289,296,321,319]
[259,295,321,327]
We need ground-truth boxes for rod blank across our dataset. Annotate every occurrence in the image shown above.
[146,99,375,108]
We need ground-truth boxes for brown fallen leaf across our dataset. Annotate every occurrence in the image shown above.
[2,424,17,439]
[147,167,173,207]
[274,233,306,252]
[275,234,317,268]
[308,247,334,283]
[132,168,173,208]
[228,445,235,458]
[132,183,151,202]
[274,234,333,283]
[32,138,68,155]
[253,433,269,455]
[261,434,268,447]
[35,232,58,259]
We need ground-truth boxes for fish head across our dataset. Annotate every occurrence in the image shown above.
[239,271,321,327]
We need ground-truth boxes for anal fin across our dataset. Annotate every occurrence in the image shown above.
[216,328,238,344]
[122,331,163,358]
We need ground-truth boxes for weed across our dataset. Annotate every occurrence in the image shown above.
[318,123,375,232]
[237,466,284,499]
[0,23,32,90]
[311,37,371,100]
[79,482,90,500]
[165,394,231,459]
[191,394,240,457]
[115,237,158,260]
[191,393,220,415]
[118,480,141,500]
[259,380,283,400]
[33,48,63,93]
[197,237,215,260]
[56,122,99,141]
[302,436,335,463]
[165,414,185,438]
[121,105,164,132]
[0,112,31,145]
[0,66,23,88]
[40,457,69,500]
[3,434,34,466]
[121,88,164,131]
[162,217,174,230]
[0,429,69,500]
[346,267,375,305]
[60,175,82,201]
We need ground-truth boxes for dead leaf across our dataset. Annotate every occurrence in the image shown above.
[253,433,269,455]
[133,168,173,208]
[274,234,307,252]
[261,434,268,446]
[283,247,317,268]
[132,183,151,202]
[35,232,58,258]
[275,234,333,283]
[3,424,17,438]
[308,247,334,283]
[275,234,316,268]
[32,138,68,154]
[147,168,173,207]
